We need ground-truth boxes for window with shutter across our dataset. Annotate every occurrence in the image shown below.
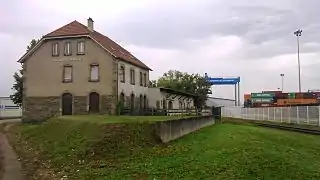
[130,68,135,85]
[63,65,72,83]
[120,65,125,83]
[52,43,59,56]
[64,42,72,56]
[140,72,143,86]
[143,73,147,87]
[90,64,99,81]
[77,41,85,55]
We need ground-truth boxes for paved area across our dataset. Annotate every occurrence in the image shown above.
[0,119,21,124]
[0,121,25,180]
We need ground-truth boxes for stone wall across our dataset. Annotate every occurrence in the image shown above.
[22,96,60,122]
[154,115,215,143]
[101,95,114,114]
[73,96,87,115]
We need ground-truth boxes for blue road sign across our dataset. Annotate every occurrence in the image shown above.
[206,77,240,85]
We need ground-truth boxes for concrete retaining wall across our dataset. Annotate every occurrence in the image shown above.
[155,115,215,143]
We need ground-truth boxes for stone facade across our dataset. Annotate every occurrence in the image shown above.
[73,96,87,115]
[22,96,60,122]
[101,95,114,114]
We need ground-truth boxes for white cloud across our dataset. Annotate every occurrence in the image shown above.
[1,0,320,100]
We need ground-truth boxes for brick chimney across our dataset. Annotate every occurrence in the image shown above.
[87,17,94,31]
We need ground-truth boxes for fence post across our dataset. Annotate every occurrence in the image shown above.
[257,108,260,120]
[273,107,276,121]
[280,107,283,123]
[254,108,256,120]
[262,108,265,121]
[267,107,270,121]
[288,107,291,124]
[297,106,300,124]
[318,106,320,126]
[306,106,309,125]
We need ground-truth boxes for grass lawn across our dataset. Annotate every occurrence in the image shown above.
[7,116,320,180]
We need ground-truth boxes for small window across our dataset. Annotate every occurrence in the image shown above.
[52,43,59,56]
[130,68,135,85]
[90,64,99,82]
[140,72,143,86]
[63,65,72,83]
[120,65,125,83]
[143,73,147,87]
[77,41,85,55]
[64,42,72,56]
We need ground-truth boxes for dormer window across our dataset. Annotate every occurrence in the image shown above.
[52,43,59,56]
[64,42,72,56]
[77,41,85,55]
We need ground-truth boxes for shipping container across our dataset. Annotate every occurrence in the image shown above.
[251,92,274,98]
[252,103,273,108]
[251,98,274,103]
[295,92,304,99]
[277,98,318,106]
[302,92,315,99]
[244,94,251,101]
[262,90,282,94]
[288,92,296,99]
[275,93,288,99]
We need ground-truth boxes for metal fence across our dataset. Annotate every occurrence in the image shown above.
[222,106,320,126]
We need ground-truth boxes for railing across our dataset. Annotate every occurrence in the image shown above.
[121,108,212,116]
[222,106,320,126]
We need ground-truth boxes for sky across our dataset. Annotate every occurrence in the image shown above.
[1,0,320,100]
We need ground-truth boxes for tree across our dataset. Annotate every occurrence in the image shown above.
[10,39,39,107]
[148,80,157,87]
[156,70,211,110]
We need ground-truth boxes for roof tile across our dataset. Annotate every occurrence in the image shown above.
[44,20,151,70]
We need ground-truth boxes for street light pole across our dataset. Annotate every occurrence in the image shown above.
[280,74,284,92]
[294,29,302,93]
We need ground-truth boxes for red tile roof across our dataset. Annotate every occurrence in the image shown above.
[44,20,151,70]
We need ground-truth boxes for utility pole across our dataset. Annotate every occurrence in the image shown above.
[280,74,284,92]
[294,29,302,93]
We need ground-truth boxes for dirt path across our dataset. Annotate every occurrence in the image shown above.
[0,121,25,180]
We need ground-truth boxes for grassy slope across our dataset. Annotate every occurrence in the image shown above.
[0,124,4,180]
[7,116,320,180]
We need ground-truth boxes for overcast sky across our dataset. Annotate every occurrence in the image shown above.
[2,0,320,99]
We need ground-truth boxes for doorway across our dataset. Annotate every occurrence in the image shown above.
[89,92,100,113]
[62,93,73,115]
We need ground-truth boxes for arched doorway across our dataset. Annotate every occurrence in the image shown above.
[62,93,73,115]
[89,92,100,113]
[163,98,167,109]
[139,94,143,110]
[143,95,147,110]
[131,93,135,112]
[120,93,125,106]
[168,101,173,109]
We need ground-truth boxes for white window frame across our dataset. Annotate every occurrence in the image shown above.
[63,65,72,82]
[64,42,72,55]
[77,41,85,54]
[130,68,135,85]
[90,64,99,81]
[52,43,59,56]
[120,65,125,83]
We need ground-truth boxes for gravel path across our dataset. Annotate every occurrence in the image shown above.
[0,120,25,180]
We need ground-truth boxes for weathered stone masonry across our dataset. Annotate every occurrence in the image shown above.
[22,96,60,122]
[22,94,115,122]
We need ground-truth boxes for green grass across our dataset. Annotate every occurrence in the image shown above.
[7,116,320,180]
